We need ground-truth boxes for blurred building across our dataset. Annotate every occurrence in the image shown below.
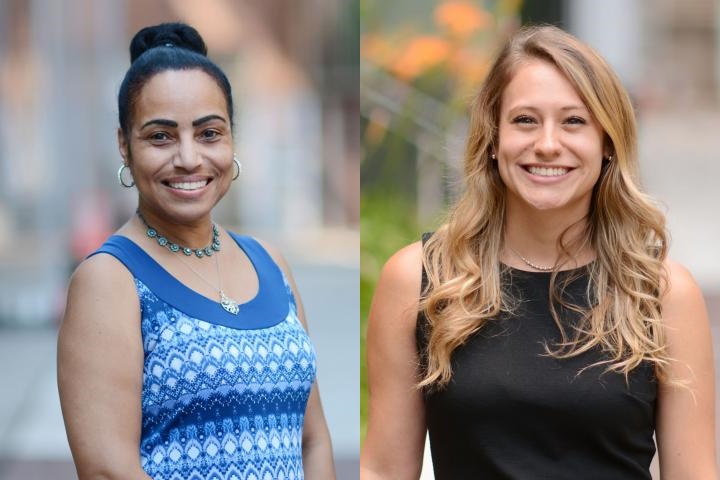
[0,0,359,327]
[525,0,719,109]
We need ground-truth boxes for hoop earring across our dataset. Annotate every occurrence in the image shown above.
[117,164,134,188]
[232,153,242,181]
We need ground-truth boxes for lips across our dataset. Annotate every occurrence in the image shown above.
[162,177,211,191]
[526,166,569,177]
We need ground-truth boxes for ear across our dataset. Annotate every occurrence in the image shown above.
[603,137,614,160]
[117,128,130,165]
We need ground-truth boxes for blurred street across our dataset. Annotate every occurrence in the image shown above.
[0,235,359,480]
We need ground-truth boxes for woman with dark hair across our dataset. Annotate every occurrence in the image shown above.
[58,23,335,479]
[361,25,716,479]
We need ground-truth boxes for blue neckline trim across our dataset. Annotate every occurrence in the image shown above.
[89,233,289,330]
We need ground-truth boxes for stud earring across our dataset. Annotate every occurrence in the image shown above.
[491,152,497,160]
[232,153,242,180]
[117,164,134,188]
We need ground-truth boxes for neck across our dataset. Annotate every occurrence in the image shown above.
[503,201,592,269]
[136,205,214,249]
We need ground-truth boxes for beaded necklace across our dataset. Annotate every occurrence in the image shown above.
[137,211,220,258]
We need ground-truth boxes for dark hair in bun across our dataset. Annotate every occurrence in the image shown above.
[129,22,207,62]
[118,22,233,139]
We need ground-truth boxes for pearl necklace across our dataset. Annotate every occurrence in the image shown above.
[507,246,554,272]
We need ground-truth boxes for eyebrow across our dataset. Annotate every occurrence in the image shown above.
[139,114,227,130]
[192,114,226,127]
[508,104,588,113]
[559,105,588,111]
[140,118,177,129]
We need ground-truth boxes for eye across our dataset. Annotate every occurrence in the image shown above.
[565,116,586,125]
[149,131,171,143]
[199,129,221,141]
[511,115,536,125]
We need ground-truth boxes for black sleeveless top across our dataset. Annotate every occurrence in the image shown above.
[416,245,657,479]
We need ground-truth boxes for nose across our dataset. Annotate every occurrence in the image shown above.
[534,124,561,159]
[173,140,202,171]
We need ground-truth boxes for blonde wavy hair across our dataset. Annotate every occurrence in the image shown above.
[419,25,670,389]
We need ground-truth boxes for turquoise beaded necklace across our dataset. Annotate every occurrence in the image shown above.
[136,211,221,258]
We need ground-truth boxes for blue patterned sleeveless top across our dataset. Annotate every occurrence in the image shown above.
[91,234,317,480]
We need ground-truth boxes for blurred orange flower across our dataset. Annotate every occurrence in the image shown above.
[434,1,492,38]
[390,35,451,80]
[361,34,394,65]
[449,47,491,87]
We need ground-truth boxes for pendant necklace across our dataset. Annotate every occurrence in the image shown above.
[177,251,240,315]
[137,212,240,314]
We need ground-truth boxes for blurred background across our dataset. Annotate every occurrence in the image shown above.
[360,0,720,478]
[0,0,359,478]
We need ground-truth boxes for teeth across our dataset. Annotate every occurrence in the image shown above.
[527,166,568,177]
[168,180,207,190]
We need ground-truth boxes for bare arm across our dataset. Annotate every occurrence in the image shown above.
[361,242,427,480]
[57,255,151,480]
[656,260,717,479]
[260,240,336,479]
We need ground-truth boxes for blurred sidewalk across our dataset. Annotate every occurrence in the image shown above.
[0,329,72,478]
[0,228,359,480]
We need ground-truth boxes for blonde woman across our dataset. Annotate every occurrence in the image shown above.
[361,26,716,479]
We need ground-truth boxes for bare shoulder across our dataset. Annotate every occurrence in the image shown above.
[62,253,138,333]
[67,253,135,302]
[663,257,700,293]
[376,241,424,299]
[369,241,424,335]
[661,258,707,328]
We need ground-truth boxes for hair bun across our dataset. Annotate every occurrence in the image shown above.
[129,22,207,63]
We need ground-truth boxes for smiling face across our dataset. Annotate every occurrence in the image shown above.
[497,59,607,216]
[119,69,234,225]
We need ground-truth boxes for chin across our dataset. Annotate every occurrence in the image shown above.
[520,194,578,212]
[528,198,590,213]
[157,202,215,220]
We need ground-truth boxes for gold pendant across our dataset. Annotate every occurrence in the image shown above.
[219,290,239,315]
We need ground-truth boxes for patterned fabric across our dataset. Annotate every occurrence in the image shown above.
[91,235,316,480]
